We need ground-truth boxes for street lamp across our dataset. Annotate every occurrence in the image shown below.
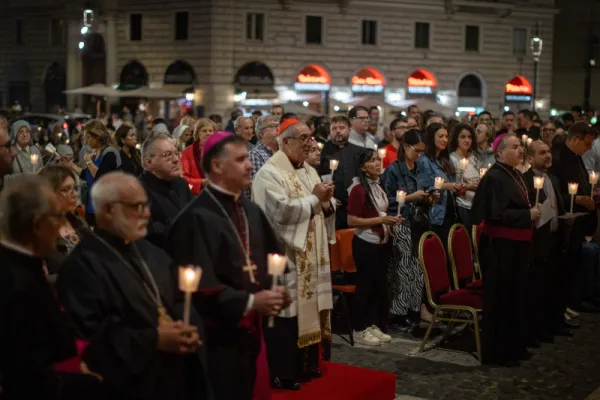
[530,22,543,110]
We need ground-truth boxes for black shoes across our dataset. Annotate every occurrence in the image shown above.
[271,377,300,391]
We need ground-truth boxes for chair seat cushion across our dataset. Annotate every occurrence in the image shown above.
[333,284,356,293]
[466,279,483,290]
[439,289,483,309]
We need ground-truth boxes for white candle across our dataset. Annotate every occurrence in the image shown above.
[521,134,529,144]
[188,183,193,191]
[267,254,288,328]
[178,266,202,325]
[534,176,544,207]
[30,153,39,165]
[527,138,533,146]
[434,177,444,190]
[479,168,488,179]
[317,142,324,150]
[135,143,142,150]
[57,132,63,138]
[568,182,579,214]
[378,148,386,172]
[459,158,469,170]
[590,171,598,196]
[396,190,406,215]
[330,159,339,173]
[487,163,492,169]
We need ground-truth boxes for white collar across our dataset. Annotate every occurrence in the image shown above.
[0,239,35,257]
[208,181,241,201]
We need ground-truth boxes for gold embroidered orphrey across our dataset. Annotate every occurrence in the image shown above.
[285,170,331,348]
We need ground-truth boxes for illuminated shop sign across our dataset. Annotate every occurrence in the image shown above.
[351,67,385,93]
[295,64,331,91]
[504,76,533,103]
[407,69,437,95]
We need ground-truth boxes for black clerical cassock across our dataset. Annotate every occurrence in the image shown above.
[139,171,194,248]
[472,161,534,365]
[0,243,105,400]
[57,230,209,400]
[166,184,281,400]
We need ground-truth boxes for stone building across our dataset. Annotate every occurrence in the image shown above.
[0,0,557,118]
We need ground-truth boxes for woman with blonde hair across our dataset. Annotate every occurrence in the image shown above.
[81,119,121,226]
[180,118,215,194]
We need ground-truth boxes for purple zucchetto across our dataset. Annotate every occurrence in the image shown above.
[201,131,234,158]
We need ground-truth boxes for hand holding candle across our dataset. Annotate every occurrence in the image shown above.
[521,134,529,144]
[396,190,406,216]
[178,266,202,325]
[533,176,544,207]
[330,159,339,173]
[568,182,579,214]
[434,177,444,190]
[590,171,598,196]
[135,143,142,150]
[267,254,288,328]
[479,168,488,179]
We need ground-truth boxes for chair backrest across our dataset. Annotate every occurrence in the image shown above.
[448,223,475,289]
[330,237,341,272]
[335,229,356,273]
[472,222,484,278]
[419,231,450,306]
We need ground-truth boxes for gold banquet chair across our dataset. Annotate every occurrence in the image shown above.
[418,231,483,362]
[471,222,484,280]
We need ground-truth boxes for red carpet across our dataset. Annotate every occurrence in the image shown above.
[271,361,396,400]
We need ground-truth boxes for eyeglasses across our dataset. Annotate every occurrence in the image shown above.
[149,151,180,161]
[393,125,409,131]
[112,200,151,215]
[406,124,418,130]
[264,124,280,130]
[59,186,77,196]
[287,136,312,144]
[409,145,426,155]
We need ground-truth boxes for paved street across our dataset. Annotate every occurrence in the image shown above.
[331,313,600,400]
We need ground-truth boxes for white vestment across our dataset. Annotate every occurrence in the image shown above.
[252,150,335,347]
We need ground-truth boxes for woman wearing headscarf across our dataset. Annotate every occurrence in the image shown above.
[172,124,193,152]
[11,120,42,174]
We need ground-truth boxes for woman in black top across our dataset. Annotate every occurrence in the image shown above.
[115,124,143,177]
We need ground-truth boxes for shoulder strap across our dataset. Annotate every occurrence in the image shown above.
[102,147,122,168]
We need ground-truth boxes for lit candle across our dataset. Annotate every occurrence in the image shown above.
[188,183,193,191]
[533,176,544,207]
[396,190,406,216]
[30,153,39,165]
[317,142,324,150]
[590,171,598,196]
[459,158,469,183]
[487,163,492,169]
[527,138,533,146]
[178,266,202,325]
[57,132,63,138]
[267,254,288,328]
[65,139,70,144]
[568,182,579,214]
[378,148,386,172]
[330,159,339,173]
[135,143,142,150]
[434,177,444,190]
[479,168,488,179]
[521,134,529,144]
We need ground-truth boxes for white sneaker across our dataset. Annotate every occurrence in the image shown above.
[367,325,392,343]
[354,329,381,346]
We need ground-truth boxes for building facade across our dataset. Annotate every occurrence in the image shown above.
[0,0,557,118]
[552,0,600,111]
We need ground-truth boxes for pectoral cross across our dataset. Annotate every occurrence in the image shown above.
[243,263,257,283]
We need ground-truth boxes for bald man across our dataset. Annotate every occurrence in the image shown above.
[523,141,570,342]
[57,172,209,400]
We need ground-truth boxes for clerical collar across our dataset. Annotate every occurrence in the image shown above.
[496,161,519,173]
[0,239,35,257]
[95,228,132,249]
[208,182,241,201]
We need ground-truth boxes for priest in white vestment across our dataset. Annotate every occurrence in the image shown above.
[252,119,336,390]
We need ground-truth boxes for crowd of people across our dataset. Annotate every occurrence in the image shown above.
[0,101,599,400]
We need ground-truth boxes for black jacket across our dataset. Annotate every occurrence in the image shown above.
[139,172,194,248]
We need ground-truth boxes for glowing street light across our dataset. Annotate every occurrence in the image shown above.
[81,26,89,35]
[78,41,85,50]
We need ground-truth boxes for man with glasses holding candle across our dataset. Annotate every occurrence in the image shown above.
[167,132,289,399]
[10,120,42,174]
[472,134,540,366]
[551,121,599,318]
[246,115,280,197]
[523,141,572,344]
[57,172,208,400]
[253,119,336,390]
[139,133,193,248]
